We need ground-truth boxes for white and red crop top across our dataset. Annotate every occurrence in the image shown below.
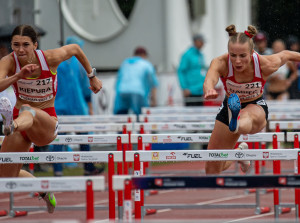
[12,50,57,103]
[221,52,266,101]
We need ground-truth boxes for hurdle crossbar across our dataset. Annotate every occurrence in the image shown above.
[125,149,297,162]
[58,123,133,133]
[269,121,300,130]
[58,115,136,123]
[130,132,285,144]
[133,122,215,131]
[0,176,105,192]
[0,134,129,146]
[0,151,123,163]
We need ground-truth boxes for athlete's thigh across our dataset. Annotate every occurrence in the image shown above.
[25,108,58,144]
[208,120,240,150]
[242,104,267,133]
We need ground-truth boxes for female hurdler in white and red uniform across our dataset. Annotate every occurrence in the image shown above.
[0,25,102,213]
[204,24,300,175]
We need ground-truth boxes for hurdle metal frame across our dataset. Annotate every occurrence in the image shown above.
[123,132,288,219]
[0,134,128,220]
[114,173,300,222]
[0,176,105,221]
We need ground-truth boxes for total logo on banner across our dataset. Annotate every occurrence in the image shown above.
[73,154,80,161]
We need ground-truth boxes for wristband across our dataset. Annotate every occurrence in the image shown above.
[88,68,96,79]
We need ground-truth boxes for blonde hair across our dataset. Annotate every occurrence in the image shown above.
[225,24,258,52]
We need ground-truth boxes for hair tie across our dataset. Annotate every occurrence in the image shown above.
[244,31,253,38]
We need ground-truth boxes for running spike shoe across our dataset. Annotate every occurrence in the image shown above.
[0,97,13,136]
[40,192,56,214]
[228,93,241,133]
[237,142,252,174]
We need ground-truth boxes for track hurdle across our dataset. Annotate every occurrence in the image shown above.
[0,133,128,220]
[114,173,300,222]
[0,176,105,221]
[286,132,300,219]
[140,113,300,123]
[126,132,285,219]
[0,151,122,218]
[126,147,298,221]
[58,123,133,133]
[142,103,300,114]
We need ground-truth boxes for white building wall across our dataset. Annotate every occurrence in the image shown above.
[34,0,251,114]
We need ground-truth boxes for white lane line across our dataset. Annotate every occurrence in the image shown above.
[196,194,250,205]
[224,212,274,223]
[225,208,295,223]
[157,208,172,213]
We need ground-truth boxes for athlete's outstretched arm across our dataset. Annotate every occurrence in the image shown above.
[45,45,102,94]
[261,50,300,79]
[0,56,39,92]
[203,54,227,99]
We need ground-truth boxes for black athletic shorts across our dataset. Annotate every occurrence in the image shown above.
[216,96,269,126]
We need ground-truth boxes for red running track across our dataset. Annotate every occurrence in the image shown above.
[0,160,297,222]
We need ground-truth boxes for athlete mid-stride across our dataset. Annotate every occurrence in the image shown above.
[0,24,102,213]
[204,24,300,175]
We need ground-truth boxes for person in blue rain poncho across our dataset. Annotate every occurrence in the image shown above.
[177,34,207,106]
[114,47,159,119]
[53,36,104,176]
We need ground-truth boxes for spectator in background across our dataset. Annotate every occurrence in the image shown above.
[114,46,159,119]
[266,39,298,100]
[177,34,207,106]
[253,31,273,55]
[286,35,300,99]
[53,36,104,176]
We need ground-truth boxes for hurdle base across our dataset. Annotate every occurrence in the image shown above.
[149,190,158,196]
[0,210,8,216]
[145,209,157,215]
[245,188,273,195]
[255,206,271,215]
[280,207,292,214]
[9,210,28,217]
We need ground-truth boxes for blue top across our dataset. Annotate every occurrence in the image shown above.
[115,56,159,105]
[55,56,91,115]
[177,46,206,95]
